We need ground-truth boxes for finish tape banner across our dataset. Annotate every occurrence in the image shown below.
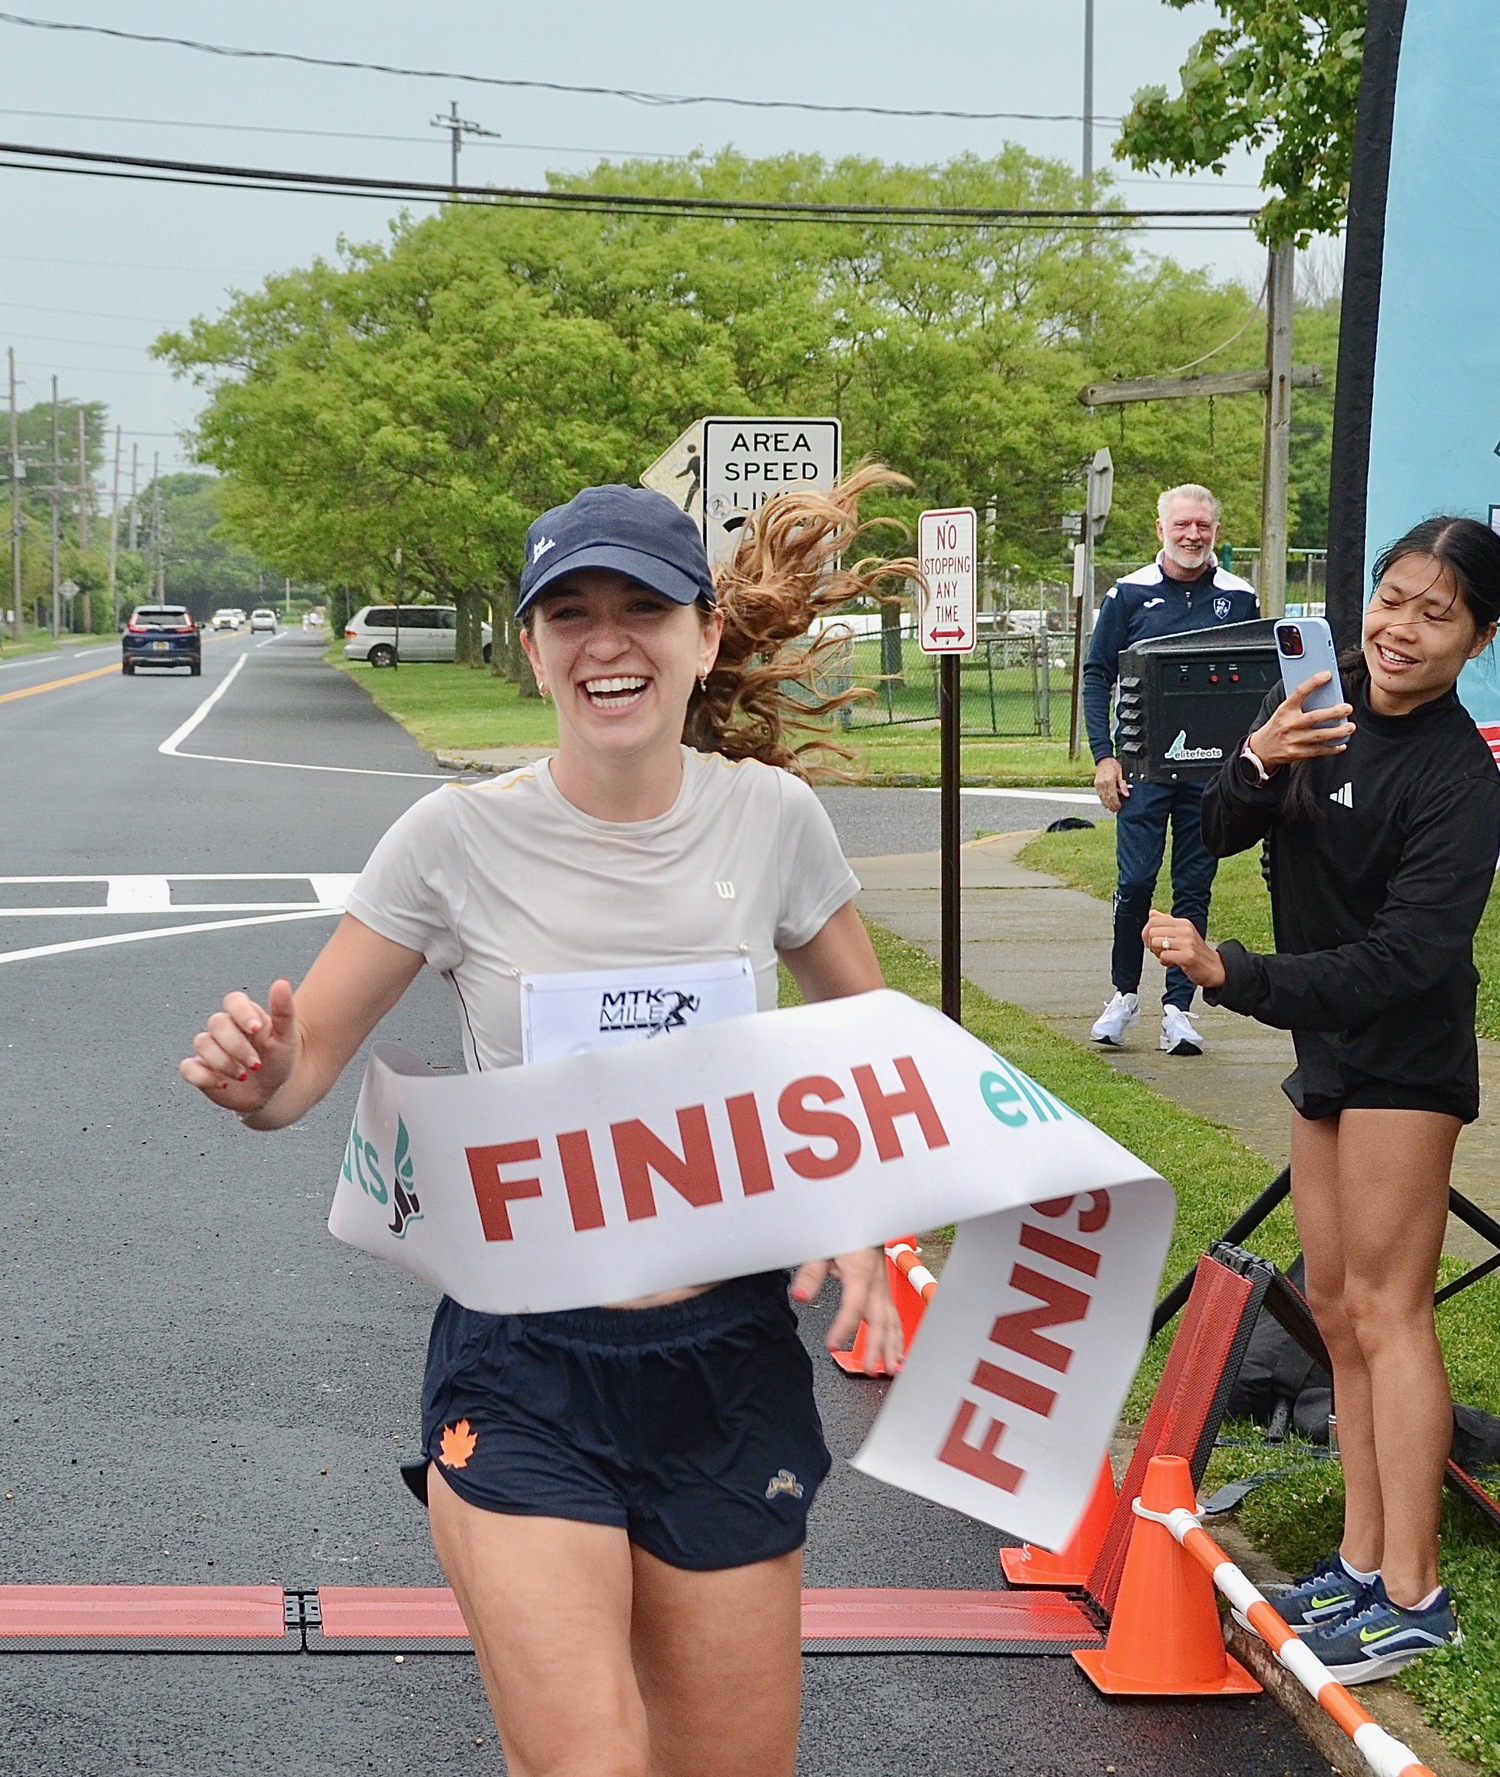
[329,989,1175,1548]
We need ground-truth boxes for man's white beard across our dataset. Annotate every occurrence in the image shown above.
[1163,541,1212,574]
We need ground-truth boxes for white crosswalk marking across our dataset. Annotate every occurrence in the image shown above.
[105,876,172,912]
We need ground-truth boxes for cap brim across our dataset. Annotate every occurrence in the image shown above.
[517,543,711,616]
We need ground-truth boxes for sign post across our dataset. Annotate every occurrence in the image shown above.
[699,418,841,567]
[917,506,978,1025]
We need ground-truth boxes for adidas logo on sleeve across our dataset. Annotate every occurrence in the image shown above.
[1329,782,1354,809]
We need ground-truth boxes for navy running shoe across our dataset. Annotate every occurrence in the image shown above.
[1231,1552,1368,1637]
[1299,1579,1461,1684]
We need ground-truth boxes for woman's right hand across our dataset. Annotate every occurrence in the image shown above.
[1247,673,1355,771]
[180,978,300,1114]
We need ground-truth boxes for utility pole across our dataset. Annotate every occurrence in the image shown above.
[151,451,164,599]
[1082,0,1095,197]
[128,441,139,552]
[76,407,89,553]
[8,348,20,648]
[1258,241,1295,618]
[49,377,60,637]
[430,99,499,196]
[76,408,90,631]
[107,424,122,632]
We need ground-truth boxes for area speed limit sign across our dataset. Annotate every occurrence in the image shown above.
[917,507,977,654]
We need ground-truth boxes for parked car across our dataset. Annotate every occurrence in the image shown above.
[122,604,202,675]
[249,608,279,633]
[344,605,493,667]
[211,608,240,631]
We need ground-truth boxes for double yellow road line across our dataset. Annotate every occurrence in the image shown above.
[0,659,120,706]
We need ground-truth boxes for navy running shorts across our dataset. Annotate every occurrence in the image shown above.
[401,1270,832,1572]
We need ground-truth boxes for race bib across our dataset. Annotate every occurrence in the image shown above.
[520,955,756,1064]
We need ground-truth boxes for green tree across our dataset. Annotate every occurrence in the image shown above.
[156,148,1291,650]
[1115,2,1366,246]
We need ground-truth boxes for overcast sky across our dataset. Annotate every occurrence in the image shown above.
[0,1,1270,485]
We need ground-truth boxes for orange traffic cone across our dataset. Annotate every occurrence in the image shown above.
[1000,1455,1117,1588]
[1073,1454,1260,1695]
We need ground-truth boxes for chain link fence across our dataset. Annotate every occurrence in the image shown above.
[809,550,1327,739]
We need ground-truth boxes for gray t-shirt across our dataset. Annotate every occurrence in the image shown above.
[345,747,860,1072]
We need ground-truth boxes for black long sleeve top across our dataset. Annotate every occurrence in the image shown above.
[1199,679,1500,1117]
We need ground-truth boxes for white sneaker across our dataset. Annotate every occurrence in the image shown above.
[1091,991,1140,1046]
[1160,1006,1204,1056]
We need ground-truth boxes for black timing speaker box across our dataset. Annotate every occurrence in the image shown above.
[1115,619,1281,785]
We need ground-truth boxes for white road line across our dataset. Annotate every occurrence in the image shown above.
[156,646,447,780]
[0,907,340,968]
[917,786,1102,805]
[159,652,247,755]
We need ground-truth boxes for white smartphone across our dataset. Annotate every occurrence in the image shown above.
[1274,617,1345,722]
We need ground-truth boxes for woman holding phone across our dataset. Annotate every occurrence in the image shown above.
[181,474,908,1775]
[1143,516,1500,1683]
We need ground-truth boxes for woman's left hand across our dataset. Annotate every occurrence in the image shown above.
[792,1248,905,1376]
[1142,910,1225,990]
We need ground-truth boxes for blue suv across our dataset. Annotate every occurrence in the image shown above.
[123,605,201,675]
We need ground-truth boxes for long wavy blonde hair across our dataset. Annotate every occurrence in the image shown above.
[684,463,919,777]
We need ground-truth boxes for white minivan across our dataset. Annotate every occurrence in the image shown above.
[344,605,493,666]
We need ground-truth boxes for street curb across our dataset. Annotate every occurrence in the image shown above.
[1222,1612,1480,1777]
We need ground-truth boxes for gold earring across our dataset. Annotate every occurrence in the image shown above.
[698,673,708,695]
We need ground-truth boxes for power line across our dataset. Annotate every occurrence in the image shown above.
[0,105,689,161]
[0,297,173,323]
[0,105,1268,190]
[0,328,161,351]
[0,12,1124,126]
[0,139,1259,228]
[0,248,261,273]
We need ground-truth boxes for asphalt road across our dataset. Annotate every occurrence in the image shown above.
[0,634,1316,1775]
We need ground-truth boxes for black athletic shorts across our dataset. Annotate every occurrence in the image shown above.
[1284,1066,1475,1124]
[401,1271,831,1572]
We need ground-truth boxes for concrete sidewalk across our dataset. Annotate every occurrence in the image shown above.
[854,828,1500,1262]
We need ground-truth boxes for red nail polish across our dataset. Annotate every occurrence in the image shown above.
[249,1061,261,1071]
[237,1071,248,1082]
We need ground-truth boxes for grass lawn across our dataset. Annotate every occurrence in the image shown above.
[1019,820,1500,1043]
[334,654,1097,784]
[801,918,1500,1770]
[335,655,560,752]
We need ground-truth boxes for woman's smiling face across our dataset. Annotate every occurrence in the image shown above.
[521,569,722,763]
[1363,551,1496,716]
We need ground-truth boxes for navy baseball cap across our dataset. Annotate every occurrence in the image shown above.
[517,485,716,618]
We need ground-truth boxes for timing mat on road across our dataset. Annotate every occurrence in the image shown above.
[0,1584,1102,1657]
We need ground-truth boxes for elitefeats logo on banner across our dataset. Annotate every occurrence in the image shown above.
[341,1113,423,1240]
[598,987,703,1037]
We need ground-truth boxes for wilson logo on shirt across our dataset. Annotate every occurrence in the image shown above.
[1329,782,1355,809]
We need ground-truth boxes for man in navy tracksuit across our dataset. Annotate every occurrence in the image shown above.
[1082,484,1259,1054]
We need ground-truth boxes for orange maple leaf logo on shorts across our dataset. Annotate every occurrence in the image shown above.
[439,1419,477,1469]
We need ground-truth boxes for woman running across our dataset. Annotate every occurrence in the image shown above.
[181,473,907,1776]
[1143,515,1500,1684]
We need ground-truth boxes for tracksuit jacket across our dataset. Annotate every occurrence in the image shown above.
[1082,555,1260,764]
[1200,678,1500,1121]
